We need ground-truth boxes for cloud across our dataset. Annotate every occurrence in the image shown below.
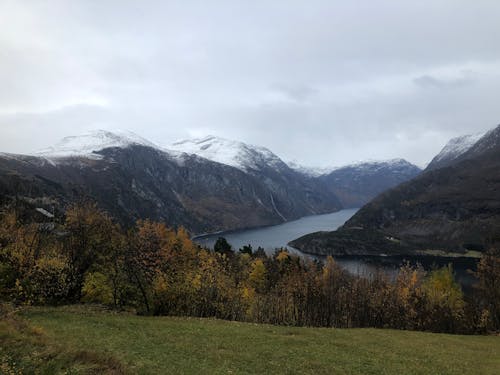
[0,1,499,167]
[413,73,475,90]
[270,83,318,102]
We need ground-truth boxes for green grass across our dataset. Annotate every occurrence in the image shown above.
[417,249,483,258]
[1,305,500,374]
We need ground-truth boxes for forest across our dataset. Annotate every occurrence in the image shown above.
[0,202,499,334]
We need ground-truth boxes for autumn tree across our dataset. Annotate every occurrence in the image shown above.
[475,247,500,331]
[63,202,118,301]
[421,265,465,332]
[125,220,174,313]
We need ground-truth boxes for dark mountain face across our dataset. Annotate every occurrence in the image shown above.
[318,160,422,208]
[0,145,341,234]
[290,125,500,256]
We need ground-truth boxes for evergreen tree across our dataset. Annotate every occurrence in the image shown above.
[214,237,233,255]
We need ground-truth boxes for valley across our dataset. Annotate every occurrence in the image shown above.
[291,124,500,258]
[2,3,500,374]
[0,130,420,236]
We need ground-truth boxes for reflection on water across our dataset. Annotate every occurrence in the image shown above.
[194,208,479,288]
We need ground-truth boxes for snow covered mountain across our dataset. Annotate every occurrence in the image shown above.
[0,130,341,234]
[37,130,159,159]
[466,125,500,157]
[169,135,288,173]
[319,159,422,208]
[287,161,333,177]
[291,124,500,256]
[332,159,419,174]
[426,132,485,171]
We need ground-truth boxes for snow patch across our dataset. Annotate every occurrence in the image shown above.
[169,135,287,172]
[432,132,485,164]
[331,159,419,173]
[287,161,333,177]
[37,130,158,159]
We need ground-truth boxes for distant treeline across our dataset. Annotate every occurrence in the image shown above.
[0,202,499,334]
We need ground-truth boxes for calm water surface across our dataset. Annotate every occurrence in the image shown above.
[194,208,478,287]
[194,208,358,252]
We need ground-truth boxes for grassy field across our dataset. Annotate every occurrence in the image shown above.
[1,305,499,374]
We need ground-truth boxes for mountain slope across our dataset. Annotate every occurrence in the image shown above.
[318,159,422,208]
[290,125,500,256]
[170,136,423,210]
[0,131,341,234]
[426,132,484,171]
[287,161,332,177]
[169,135,287,173]
[36,130,158,160]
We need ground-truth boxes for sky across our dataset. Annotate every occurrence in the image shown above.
[1,1,499,168]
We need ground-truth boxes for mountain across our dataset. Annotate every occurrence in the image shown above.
[36,130,158,159]
[318,159,422,208]
[169,134,342,219]
[0,131,341,234]
[169,135,288,173]
[426,132,484,171]
[290,125,500,256]
[169,136,424,209]
[287,161,333,178]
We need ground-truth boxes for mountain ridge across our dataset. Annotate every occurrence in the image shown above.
[0,132,342,234]
[1,129,427,236]
[290,124,500,256]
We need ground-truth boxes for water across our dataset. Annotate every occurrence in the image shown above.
[194,208,478,288]
[194,208,359,252]
[334,255,477,291]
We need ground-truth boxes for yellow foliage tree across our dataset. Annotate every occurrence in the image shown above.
[249,259,267,292]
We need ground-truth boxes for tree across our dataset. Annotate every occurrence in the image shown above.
[249,259,267,292]
[214,237,233,256]
[63,202,117,301]
[125,220,173,314]
[421,265,465,332]
[239,244,253,255]
[475,247,500,331]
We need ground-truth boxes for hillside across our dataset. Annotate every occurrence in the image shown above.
[426,132,485,171]
[290,124,500,256]
[318,159,422,208]
[2,306,499,374]
[0,131,341,234]
[0,130,427,236]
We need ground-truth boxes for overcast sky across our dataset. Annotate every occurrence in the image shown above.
[1,1,499,167]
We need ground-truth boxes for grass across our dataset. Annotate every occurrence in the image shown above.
[1,305,499,374]
[417,249,483,258]
[0,304,125,374]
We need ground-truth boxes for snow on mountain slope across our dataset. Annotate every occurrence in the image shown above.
[328,159,420,174]
[37,130,159,159]
[466,125,500,157]
[426,132,485,170]
[287,161,333,177]
[169,135,288,172]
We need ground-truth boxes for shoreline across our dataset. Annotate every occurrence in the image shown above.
[191,208,353,241]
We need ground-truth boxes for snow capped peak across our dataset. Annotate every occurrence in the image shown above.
[334,158,418,171]
[427,132,485,170]
[287,161,333,177]
[288,159,420,177]
[466,125,500,156]
[37,130,158,158]
[169,135,287,172]
[434,133,485,162]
